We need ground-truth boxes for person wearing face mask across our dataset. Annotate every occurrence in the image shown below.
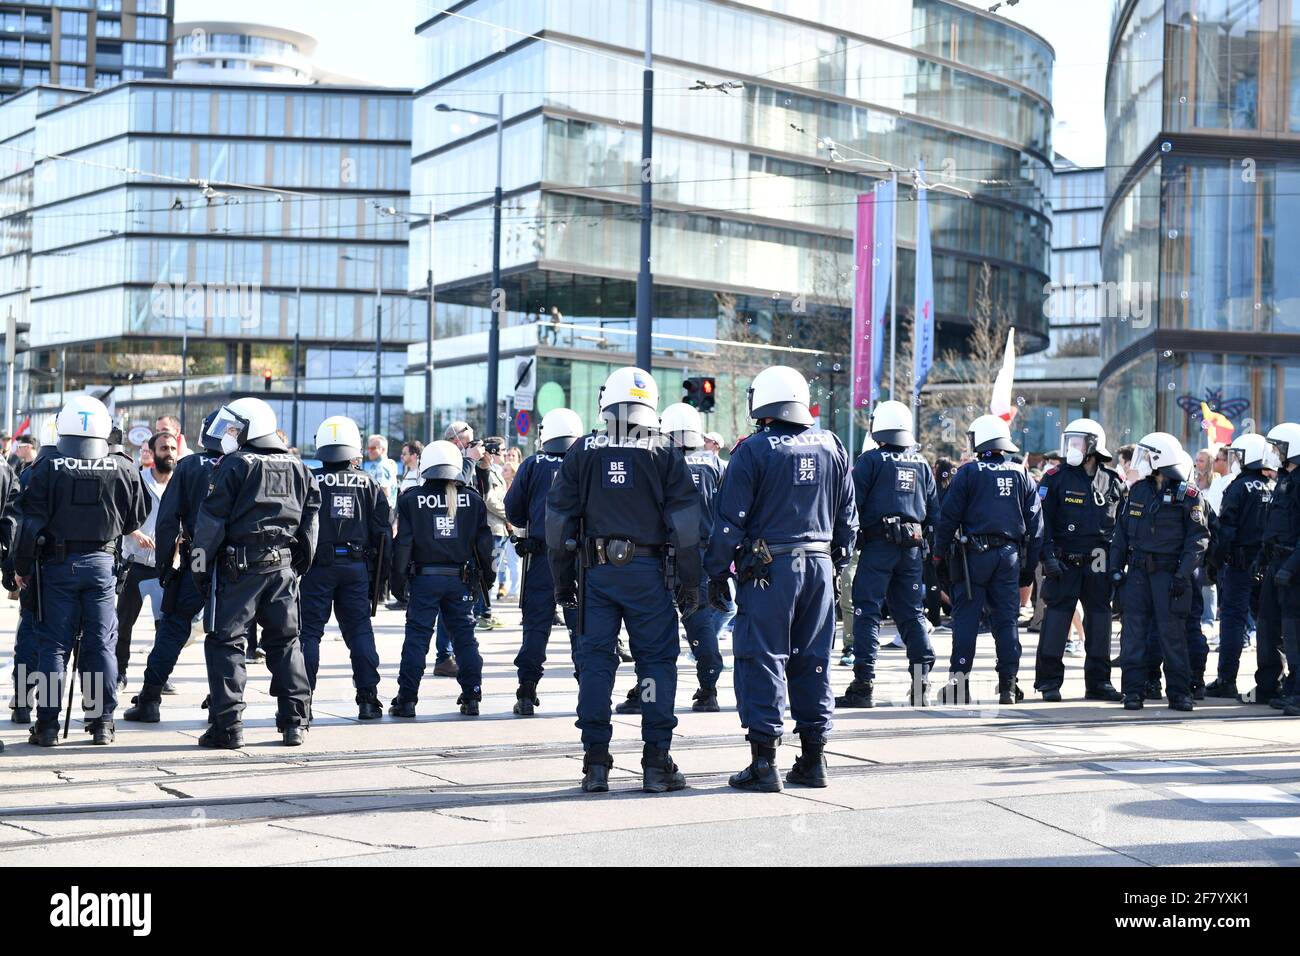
[115,430,180,690]
[1204,433,1273,699]
[1250,423,1300,711]
[1032,419,1126,703]
[1109,433,1209,712]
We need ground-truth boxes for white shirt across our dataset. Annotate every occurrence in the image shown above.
[122,466,169,567]
[1205,471,1233,515]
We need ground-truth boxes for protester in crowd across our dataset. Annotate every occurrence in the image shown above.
[476,437,509,622]
[12,435,35,476]
[398,440,424,494]
[363,433,399,510]
[155,415,190,458]
[444,420,483,486]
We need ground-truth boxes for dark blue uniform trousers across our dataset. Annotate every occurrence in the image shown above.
[1119,565,1192,699]
[1034,561,1114,692]
[1216,563,1256,683]
[12,604,38,707]
[733,554,835,744]
[950,542,1022,678]
[1140,572,1206,683]
[851,543,935,683]
[34,553,119,722]
[142,572,204,689]
[206,568,311,731]
[300,560,380,691]
[513,551,577,685]
[682,581,724,689]
[398,574,482,702]
[574,556,678,750]
[1254,555,1294,699]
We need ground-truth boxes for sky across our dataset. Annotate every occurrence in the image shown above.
[176,0,1110,166]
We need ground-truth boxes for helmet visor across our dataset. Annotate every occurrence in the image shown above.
[206,406,248,446]
[1060,432,1095,465]
[1131,444,1157,478]
[1264,440,1285,471]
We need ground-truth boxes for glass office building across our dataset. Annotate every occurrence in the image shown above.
[0,0,172,97]
[1102,0,1300,447]
[0,80,417,449]
[408,0,1054,446]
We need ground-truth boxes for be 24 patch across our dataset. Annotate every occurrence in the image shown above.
[794,454,820,486]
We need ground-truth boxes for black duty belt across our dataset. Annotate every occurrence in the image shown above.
[415,564,464,577]
[41,540,116,561]
[583,537,664,568]
[1132,552,1180,573]
[227,546,292,571]
[333,544,368,561]
[766,541,832,557]
[968,534,1016,551]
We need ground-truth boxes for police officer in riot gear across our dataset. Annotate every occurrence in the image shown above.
[1205,433,1272,699]
[122,410,225,723]
[15,397,147,746]
[933,415,1042,705]
[705,366,857,792]
[503,407,582,716]
[1259,423,1300,711]
[1111,432,1209,712]
[836,400,936,709]
[389,441,492,718]
[297,416,392,720]
[191,398,320,748]
[1,422,47,723]
[547,367,701,794]
[659,401,725,712]
[1032,418,1125,702]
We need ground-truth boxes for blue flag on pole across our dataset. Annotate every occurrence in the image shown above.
[912,163,934,401]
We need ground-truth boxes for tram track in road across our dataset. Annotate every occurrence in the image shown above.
[0,709,1291,798]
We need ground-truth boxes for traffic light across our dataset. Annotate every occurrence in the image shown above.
[683,376,716,413]
[263,368,273,392]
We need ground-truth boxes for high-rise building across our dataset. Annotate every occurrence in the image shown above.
[0,0,172,98]
[407,0,1054,447]
[172,21,373,86]
[1102,0,1300,447]
[1017,157,1104,450]
[0,79,418,449]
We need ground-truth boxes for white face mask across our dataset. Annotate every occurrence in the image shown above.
[1066,447,1084,467]
[1263,445,1283,471]
[221,434,240,456]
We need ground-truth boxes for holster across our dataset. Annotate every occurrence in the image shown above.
[734,539,774,588]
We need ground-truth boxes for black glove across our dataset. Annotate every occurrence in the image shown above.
[2,570,15,594]
[1042,554,1064,579]
[1170,573,1190,598]
[708,576,731,613]
[389,576,407,604]
[1276,566,1294,588]
[555,577,578,608]
[676,583,700,619]
[1110,571,1125,615]
[514,536,542,558]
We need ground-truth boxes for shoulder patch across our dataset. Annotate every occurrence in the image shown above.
[1182,482,1199,499]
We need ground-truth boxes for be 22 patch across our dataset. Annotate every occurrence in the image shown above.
[794,454,819,486]
[894,467,916,493]
[603,456,633,489]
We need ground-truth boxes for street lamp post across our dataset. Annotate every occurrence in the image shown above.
[636,0,654,371]
[435,96,504,433]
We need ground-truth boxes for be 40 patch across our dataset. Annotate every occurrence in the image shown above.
[894,467,916,493]
[794,454,819,486]
[603,456,633,488]
[330,492,356,520]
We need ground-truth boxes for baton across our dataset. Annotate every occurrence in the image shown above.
[62,630,81,740]
[370,534,387,618]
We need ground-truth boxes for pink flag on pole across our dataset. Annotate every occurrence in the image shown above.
[852,193,875,410]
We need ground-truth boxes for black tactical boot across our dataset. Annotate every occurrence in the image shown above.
[1085,683,1124,702]
[388,696,416,718]
[1204,678,1238,699]
[281,723,306,746]
[1040,688,1063,702]
[786,735,828,788]
[123,683,164,723]
[642,744,687,793]
[835,679,874,709]
[86,718,115,746]
[356,688,382,721]
[1283,697,1300,718]
[614,684,642,714]
[1122,694,1144,711]
[728,737,781,793]
[1143,678,1164,701]
[458,693,480,717]
[691,686,719,712]
[10,703,31,725]
[616,638,633,663]
[582,744,613,793]
[1190,677,1206,701]
[198,723,245,749]
[998,676,1023,705]
[28,718,59,747]
[939,673,971,705]
[1168,695,1194,713]
[908,669,931,707]
[513,682,539,717]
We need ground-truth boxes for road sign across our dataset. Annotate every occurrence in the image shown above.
[514,409,531,436]
[513,356,536,411]
[127,425,152,446]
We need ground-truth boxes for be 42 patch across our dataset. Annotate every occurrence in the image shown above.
[330,493,356,520]
[794,454,819,486]
[435,516,456,538]
[603,456,633,489]
[894,467,916,493]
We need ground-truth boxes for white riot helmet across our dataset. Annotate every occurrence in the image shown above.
[968,414,1017,455]
[1131,432,1184,480]
[598,367,659,430]
[1228,432,1269,472]
[1060,418,1110,466]
[38,418,60,449]
[870,400,914,447]
[539,407,583,455]
[314,415,363,464]
[1265,422,1300,469]
[420,440,464,481]
[748,365,813,426]
[55,395,113,459]
[206,397,278,455]
[659,402,704,449]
